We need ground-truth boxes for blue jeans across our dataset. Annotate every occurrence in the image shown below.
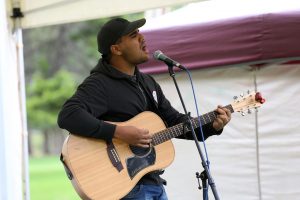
[121,184,168,200]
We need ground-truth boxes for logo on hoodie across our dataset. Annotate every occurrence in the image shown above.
[152,91,158,103]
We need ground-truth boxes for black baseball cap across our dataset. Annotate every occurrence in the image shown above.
[97,18,146,55]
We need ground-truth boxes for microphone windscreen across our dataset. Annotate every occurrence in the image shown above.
[153,50,163,60]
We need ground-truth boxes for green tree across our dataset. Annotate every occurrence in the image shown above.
[27,70,76,154]
[24,12,145,155]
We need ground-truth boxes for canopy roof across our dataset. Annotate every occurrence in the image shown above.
[140,0,300,74]
[19,0,199,28]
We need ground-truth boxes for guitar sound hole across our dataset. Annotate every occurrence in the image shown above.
[129,145,151,156]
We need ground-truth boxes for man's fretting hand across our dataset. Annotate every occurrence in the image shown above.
[213,105,231,131]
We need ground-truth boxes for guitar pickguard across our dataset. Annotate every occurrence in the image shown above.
[126,147,156,179]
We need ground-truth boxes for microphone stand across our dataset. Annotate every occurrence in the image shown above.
[167,63,220,200]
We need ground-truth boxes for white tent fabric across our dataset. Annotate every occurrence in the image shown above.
[155,65,300,200]
[143,0,300,30]
[0,0,24,199]
[21,0,199,28]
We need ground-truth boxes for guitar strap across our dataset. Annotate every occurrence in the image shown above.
[106,141,124,172]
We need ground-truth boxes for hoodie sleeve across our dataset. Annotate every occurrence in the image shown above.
[154,81,222,141]
[57,75,116,141]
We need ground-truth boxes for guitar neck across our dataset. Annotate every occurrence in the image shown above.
[152,104,234,146]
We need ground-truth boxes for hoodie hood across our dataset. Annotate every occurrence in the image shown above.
[90,58,141,81]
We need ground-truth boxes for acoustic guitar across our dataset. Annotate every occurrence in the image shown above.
[61,91,265,200]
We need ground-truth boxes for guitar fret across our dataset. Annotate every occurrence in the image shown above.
[177,125,182,137]
[192,119,197,128]
[202,115,206,125]
[209,112,215,120]
[171,129,176,138]
[207,113,211,122]
[161,131,166,142]
[165,130,170,141]
[169,128,173,138]
[161,132,165,142]
[177,125,181,136]
[152,137,156,146]
[155,135,160,145]
[165,130,169,141]
[172,128,176,138]
[203,115,207,124]
[170,129,173,139]
[169,128,175,139]
[156,133,162,144]
[205,114,210,123]
[211,111,216,120]
[160,131,164,142]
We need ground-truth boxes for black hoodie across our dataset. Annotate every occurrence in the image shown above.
[57,59,220,141]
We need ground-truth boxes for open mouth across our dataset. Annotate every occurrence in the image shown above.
[142,45,149,53]
[141,43,149,53]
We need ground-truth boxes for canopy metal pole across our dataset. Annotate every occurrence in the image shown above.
[16,27,30,200]
[12,1,30,199]
[253,66,262,200]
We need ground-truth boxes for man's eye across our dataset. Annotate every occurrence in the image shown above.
[130,30,139,38]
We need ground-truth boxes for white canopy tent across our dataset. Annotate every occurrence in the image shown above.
[2,0,300,199]
[0,0,199,199]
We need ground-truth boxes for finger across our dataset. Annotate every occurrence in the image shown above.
[141,128,149,133]
[139,128,150,136]
[224,108,231,118]
[218,115,228,124]
[137,143,151,148]
[140,138,152,144]
[216,107,226,115]
[217,106,231,119]
[215,117,224,125]
[213,118,224,130]
[141,133,152,140]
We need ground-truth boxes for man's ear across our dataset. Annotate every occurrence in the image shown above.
[110,45,122,56]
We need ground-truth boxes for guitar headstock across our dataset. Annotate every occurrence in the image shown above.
[231,91,265,116]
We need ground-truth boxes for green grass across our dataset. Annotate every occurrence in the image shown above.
[30,156,81,200]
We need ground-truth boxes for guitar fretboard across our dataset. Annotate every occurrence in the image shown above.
[151,105,234,146]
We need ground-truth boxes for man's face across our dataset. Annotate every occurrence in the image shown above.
[117,29,149,65]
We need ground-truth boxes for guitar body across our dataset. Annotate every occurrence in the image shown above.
[61,111,175,200]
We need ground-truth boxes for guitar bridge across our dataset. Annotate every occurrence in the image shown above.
[106,141,124,172]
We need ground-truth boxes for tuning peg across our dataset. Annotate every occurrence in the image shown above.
[240,93,244,97]
[241,112,246,116]
[248,109,252,114]
[233,96,238,100]
[247,90,251,94]
[255,92,266,104]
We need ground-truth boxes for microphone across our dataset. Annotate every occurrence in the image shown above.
[153,50,184,69]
